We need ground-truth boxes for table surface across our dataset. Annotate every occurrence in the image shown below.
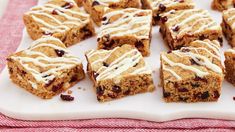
[0,0,8,18]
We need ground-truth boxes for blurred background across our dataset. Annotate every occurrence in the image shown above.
[0,0,8,18]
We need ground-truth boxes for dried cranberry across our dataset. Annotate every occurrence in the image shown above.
[124,89,130,95]
[60,94,74,101]
[135,40,144,48]
[163,92,171,98]
[69,75,78,83]
[201,91,209,99]
[161,16,168,23]
[62,2,74,9]
[190,59,200,65]
[172,25,180,32]
[52,9,59,15]
[167,50,172,53]
[43,31,52,36]
[153,14,161,21]
[96,86,104,96]
[199,35,206,40]
[218,37,223,46]
[55,49,65,57]
[194,76,207,83]
[213,91,220,99]
[112,85,121,93]
[45,78,55,87]
[92,1,100,6]
[178,88,188,92]
[102,17,107,21]
[159,4,166,11]
[52,83,63,92]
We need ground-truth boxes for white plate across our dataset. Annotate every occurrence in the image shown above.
[0,0,235,122]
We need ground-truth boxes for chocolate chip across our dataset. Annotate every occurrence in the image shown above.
[194,76,207,83]
[161,16,168,23]
[69,75,78,83]
[96,86,104,96]
[159,4,166,11]
[103,62,109,67]
[80,26,92,39]
[112,85,121,93]
[153,14,161,21]
[114,67,118,70]
[233,97,235,101]
[172,25,180,32]
[55,49,65,57]
[62,2,74,9]
[178,88,188,92]
[60,94,74,101]
[45,78,55,87]
[190,59,200,65]
[52,9,59,15]
[201,91,209,99]
[133,63,138,67]
[135,40,144,48]
[92,1,100,6]
[52,83,63,92]
[97,38,100,42]
[108,93,117,98]
[213,91,220,99]
[163,92,171,98]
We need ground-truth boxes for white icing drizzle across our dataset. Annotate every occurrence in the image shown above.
[226,49,235,54]
[98,8,152,39]
[165,9,220,37]
[161,54,209,77]
[163,66,182,80]
[88,47,151,81]
[173,50,222,74]
[151,0,194,10]
[223,8,235,29]
[10,37,81,85]
[29,81,38,89]
[27,1,89,34]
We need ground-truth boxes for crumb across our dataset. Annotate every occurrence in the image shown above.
[60,94,74,101]
[67,90,72,94]
[82,88,86,91]
[77,87,81,90]
[233,97,235,101]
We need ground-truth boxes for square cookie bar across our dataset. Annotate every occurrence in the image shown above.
[141,0,195,25]
[160,39,223,102]
[83,0,141,26]
[222,8,235,47]
[224,48,235,86]
[6,37,85,99]
[159,9,223,50]
[212,0,234,11]
[85,45,155,102]
[97,8,152,56]
[23,0,95,47]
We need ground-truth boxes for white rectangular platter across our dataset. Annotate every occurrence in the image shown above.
[0,0,235,122]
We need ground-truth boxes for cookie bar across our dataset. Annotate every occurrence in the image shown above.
[141,0,195,25]
[6,37,85,99]
[159,9,223,50]
[23,0,95,47]
[83,0,141,26]
[212,0,234,11]
[160,39,223,102]
[222,8,235,47]
[75,0,83,6]
[97,8,152,56]
[85,45,155,102]
[224,48,235,86]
